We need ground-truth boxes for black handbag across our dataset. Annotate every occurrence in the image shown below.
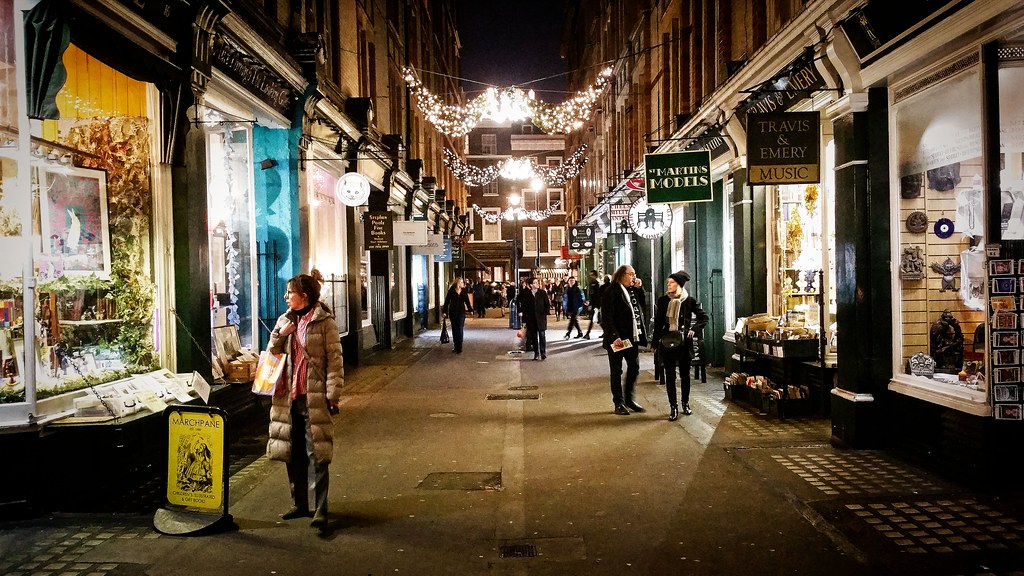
[440,317,450,343]
[660,331,683,349]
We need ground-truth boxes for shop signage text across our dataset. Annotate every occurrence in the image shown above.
[568,225,595,250]
[643,150,713,204]
[212,35,293,116]
[747,111,821,185]
[364,212,393,251]
[165,407,226,511]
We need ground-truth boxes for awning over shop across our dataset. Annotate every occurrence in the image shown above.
[24,0,69,120]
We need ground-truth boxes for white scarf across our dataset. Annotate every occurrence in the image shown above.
[666,288,688,332]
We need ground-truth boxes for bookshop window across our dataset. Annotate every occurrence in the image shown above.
[892,63,986,403]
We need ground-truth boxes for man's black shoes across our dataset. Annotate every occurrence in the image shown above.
[614,405,630,416]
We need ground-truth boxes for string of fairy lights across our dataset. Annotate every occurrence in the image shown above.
[472,201,562,223]
[442,144,588,187]
[402,66,613,137]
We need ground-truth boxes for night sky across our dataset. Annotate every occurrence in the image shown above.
[456,0,568,101]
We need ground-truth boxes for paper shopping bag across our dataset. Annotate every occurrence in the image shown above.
[252,350,286,396]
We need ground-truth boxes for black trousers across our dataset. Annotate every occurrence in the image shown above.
[565,311,582,336]
[661,345,692,407]
[450,314,466,352]
[606,345,639,406]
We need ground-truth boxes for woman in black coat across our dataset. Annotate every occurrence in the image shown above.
[443,278,473,353]
[651,271,708,421]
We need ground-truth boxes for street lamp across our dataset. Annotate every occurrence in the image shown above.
[507,194,522,329]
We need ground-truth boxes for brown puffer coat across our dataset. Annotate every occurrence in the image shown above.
[266,303,344,465]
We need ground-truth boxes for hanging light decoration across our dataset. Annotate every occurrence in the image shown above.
[472,201,562,223]
[403,66,613,137]
[443,144,589,187]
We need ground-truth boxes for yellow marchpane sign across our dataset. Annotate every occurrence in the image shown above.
[166,410,225,510]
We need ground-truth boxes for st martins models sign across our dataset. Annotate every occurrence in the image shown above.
[643,150,713,204]
[747,111,821,184]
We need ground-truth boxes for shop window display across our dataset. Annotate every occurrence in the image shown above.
[0,44,161,406]
[768,156,836,353]
[892,61,986,404]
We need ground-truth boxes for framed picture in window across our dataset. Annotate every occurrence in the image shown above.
[212,325,241,366]
[38,165,111,276]
[991,295,1016,311]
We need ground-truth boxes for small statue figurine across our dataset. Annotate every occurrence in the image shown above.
[929,309,964,373]
[929,257,961,292]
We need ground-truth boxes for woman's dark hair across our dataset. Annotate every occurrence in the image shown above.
[288,273,322,303]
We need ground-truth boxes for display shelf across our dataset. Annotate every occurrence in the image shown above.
[57,319,123,327]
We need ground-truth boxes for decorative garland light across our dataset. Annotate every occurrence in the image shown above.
[443,145,589,187]
[403,66,613,137]
[472,201,562,224]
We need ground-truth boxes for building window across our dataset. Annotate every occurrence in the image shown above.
[482,181,498,196]
[523,226,538,254]
[547,188,564,211]
[481,134,497,155]
[546,156,561,167]
[481,208,500,241]
[890,59,986,410]
[547,226,564,253]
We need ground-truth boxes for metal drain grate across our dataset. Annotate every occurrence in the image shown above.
[499,544,538,558]
[487,393,539,400]
[508,385,539,391]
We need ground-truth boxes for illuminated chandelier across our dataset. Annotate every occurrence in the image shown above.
[403,66,613,137]
[443,145,588,187]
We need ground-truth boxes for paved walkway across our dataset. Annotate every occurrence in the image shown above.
[2,313,1024,575]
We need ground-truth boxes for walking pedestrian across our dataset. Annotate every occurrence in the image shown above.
[583,270,603,339]
[552,278,564,321]
[473,280,487,318]
[562,276,585,339]
[518,276,549,360]
[601,265,649,415]
[651,271,708,421]
[266,272,343,529]
[443,278,473,353]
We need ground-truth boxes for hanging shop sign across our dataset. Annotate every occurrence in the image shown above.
[364,211,393,250]
[568,225,596,250]
[840,1,966,64]
[643,150,712,204]
[560,245,583,260]
[739,55,826,126]
[433,237,453,263]
[609,202,632,234]
[393,220,429,246]
[628,198,673,239]
[412,233,445,256]
[336,172,372,206]
[747,111,821,185]
[683,127,731,160]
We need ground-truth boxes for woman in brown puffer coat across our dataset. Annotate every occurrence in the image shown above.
[266,272,343,529]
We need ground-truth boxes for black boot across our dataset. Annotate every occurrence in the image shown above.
[669,406,679,421]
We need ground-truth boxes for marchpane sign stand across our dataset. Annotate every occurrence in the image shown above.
[153,405,236,535]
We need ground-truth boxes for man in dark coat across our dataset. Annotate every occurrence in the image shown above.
[518,276,550,360]
[583,270,602,339]
[562,276,585,339]
[601,264,648,415]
